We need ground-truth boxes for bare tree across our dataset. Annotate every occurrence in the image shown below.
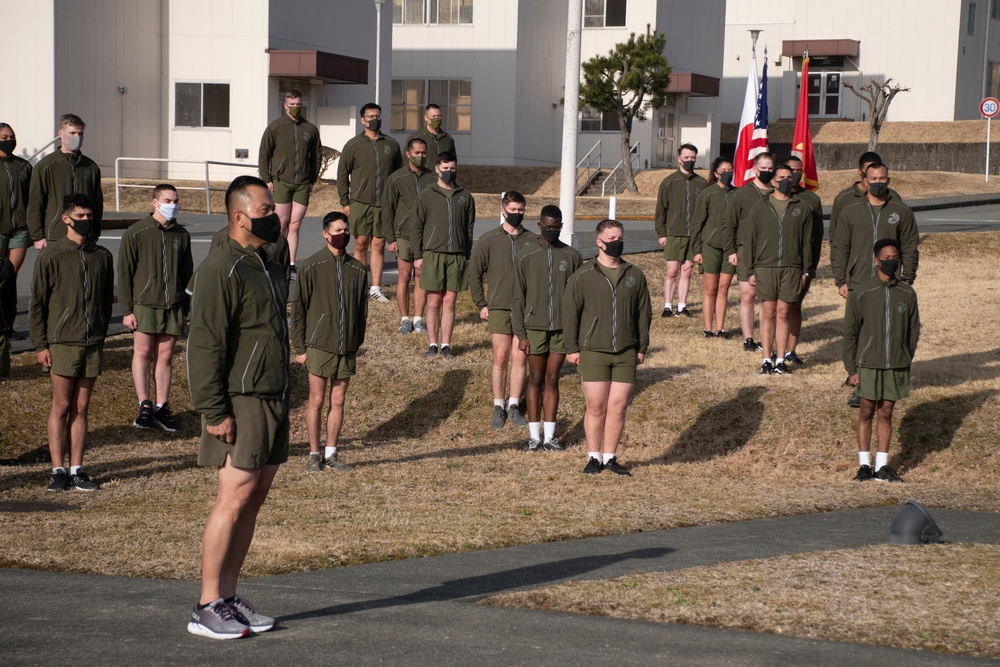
[843,78,911,150]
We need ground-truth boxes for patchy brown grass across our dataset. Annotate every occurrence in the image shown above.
[2,233,999,580]
[723,119,993,144]
[482,544,1000,659]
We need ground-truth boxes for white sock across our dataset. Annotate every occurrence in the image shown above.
[325,446,336,459]
[413,316,423,324]
[401,316,410,323]
[493,398,505,408]
[602,452,615,464]
[858,451,871,467]
[507,397,519,411]
[528,422,541,441]
[70,466,82,475]
[664,304,672,310]
[309,451,322,458]
[588,451,600,462]
[875,452,888,471]
[762,357,770,364]
[543,422,556,441]
[370,285,379,293]
[678,303,686,311]
[155,403,165,410]
[53,467,66,474]
[441,343,450,350]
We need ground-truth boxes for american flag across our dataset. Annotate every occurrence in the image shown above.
[733,51,770,186]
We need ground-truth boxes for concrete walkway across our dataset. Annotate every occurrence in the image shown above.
[2,506,998,665]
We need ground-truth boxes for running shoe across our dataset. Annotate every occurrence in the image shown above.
[48,469,69,492]
[703,331,715,338]
[440,346,455,359]
[875,466,904,483]
[153,403,180,432]
[491,405,508,430]
[289,265,298,280]
[134,400,154,429]
[661,308,673,318]
[743,338,757,352]
[784,351,804,366]
[508,405,527,428]
[583,457,603,474]
[70,470,100,491]
[541,438,564,452]
[424,345,439,358]
[398,319,413,335]
[604,457,631,476]
[324,451,354,471]
[853,465,874,481]
[228,595,276,633]
[305,454,324,472]
[370,288,390,303]
[715,330,730,339]
[772,361,790,375]
[760,360,774,375]
[524,438,541,452]
[847,390,861,408]
[187,599,250,640]
[413,320,428,333]
[677,308,694,318]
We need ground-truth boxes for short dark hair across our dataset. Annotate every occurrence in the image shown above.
[323,211,349,229]
[595,219,623,236]
[873,238,901,256]
[436,150,457,166]
[677,143,698,156]
[0,122,11,133]
[707,156,733,185]
[502,191,526,207]
[774,164,793,174]
[858,151,882,169]
[59,114,85,130]
[782,155,802,166]
[284,89,302,100]
[425,103,441,113]
[540,204,562,220]
[360,103,382,117]
[754,152,774,165]
[406,137,428,152]
[63,193,93,215]
[864,162,889,177]
[225,175,269,217]
[152,183,177,199]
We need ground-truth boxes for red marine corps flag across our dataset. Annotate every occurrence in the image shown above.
[733,51,769,186]
[792,54,819,191]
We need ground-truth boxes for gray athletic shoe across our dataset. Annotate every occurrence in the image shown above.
[413,319,428,333]
[398,319,413,334]
[524,438,541,451]
[187,599,250,640]
[228,595,276,633]
[324,451,354,471]
[491,405,507,430]
[440,345,455,359]
[508,405,528,428]
[541,438,564,451]
[305,454,324,472]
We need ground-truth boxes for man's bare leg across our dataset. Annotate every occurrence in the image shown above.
[441,291,458,346]
[287,201,308,265]
[306,374,329,455]
[132,332,155,403]
[153,334,177,405]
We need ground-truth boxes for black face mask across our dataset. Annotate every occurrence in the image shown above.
[681,159,696,173]
[601,239,624,258]
[719,171,734,187]
[868,182,889,199]
[65,216,92,238]
[757,170,775,184]
[878,258,899,279]
[366,118,382,133]
[439,170,456,185]
[505,212,524,227]
[541,228,561,244]
[246,212,281,244]
[0,139,15,155]
[775,178,795,195]
[790,173,803,188]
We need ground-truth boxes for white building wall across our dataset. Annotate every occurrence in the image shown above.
[0,0,57,161]
[514,2,567,167]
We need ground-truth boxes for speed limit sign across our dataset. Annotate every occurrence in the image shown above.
[981,97,1000,118]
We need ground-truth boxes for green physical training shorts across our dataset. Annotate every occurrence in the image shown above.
[420,251,467,292]
[133,304,184,336]
[49,343,103,378]
[306,348,357,380]
[349,201,383,238]
[487,309,513,335]
[700,244,736,275]
[857,367,910,402]
[198,395,289,469]
[578,349,637,383]
[394,236,415,262]
[272,179,311,206]
[663,235,695,263]
[754,266,804,303]
[526,329,565,355]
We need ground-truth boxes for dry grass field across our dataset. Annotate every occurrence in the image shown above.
[2,231,998,585]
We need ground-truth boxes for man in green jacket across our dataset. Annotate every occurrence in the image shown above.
[469,191,537,430]
[832,162,919,296]
[828,151,901,253]
[211,224,291,286]
[337,103,403,303]
[513,205,582,451]
[745,165,815,375]
[185,176,287,640]
[0,122,32,276]
[258,88,322,274]
[784,155,823,366]
[564,219,651,476]
[27,114,103,247]
[406,103,457,163]
[30,194,113,492]
[118,184,193,432]
[383,137,436,334]
[291,211,369,473]
[412,151,476,358]
[655,143,706,318]
[844,238,919,483]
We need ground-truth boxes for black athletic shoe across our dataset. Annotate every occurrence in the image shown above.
[853,465,874,481]
[583,457,603,474]
[440,346,455,359]
[773,361,790,375]
[48,469,69,492]
[703,331,715,338]
[760,360,774,375]
[744,338,757,352]
[875,466,904,483]
[714,330,730,339]
[134,400,154,429]
[70,470,101,491]
[677,308,695,318]
[154,403,180,432]
[661,308,673,318]
[770,351,778,364]
[784,351,804,366]
[491,405,507,430]
[604,457,631,476]
[847,390,861,408]
[424,345,439,358]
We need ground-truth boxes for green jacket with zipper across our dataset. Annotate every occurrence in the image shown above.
[831,195,919,290]
[29,237,114,349]
[691,183,733,254]
[511,237,582,339]
[1,155,31,236]
[337,132,402,207]
[843,277,920,375]
[468,225,538,311]
[258,114,322,186]
[411,184,476,258]
[382,165,437,244]
[745,194,815,274]
[654,170,707,238]
[721,181,771,258]
[290,248,369,356]
[26,151,104,242]
[563,259,651,355]
[793,186,824,275]
[211,226,291,286]
[406,127,456,162]
[829,182,902,247]
[186,239,290,426]
[118,215,193,316]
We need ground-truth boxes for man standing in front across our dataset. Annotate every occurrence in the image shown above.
[782,155,823,367]
[655,143,706,318]
[118,184,193,432]
[258,88,322,276]
[186,176,288,639]
[469,191,536,430]
[406,103,457,163]
[412,151,476,358]
[338,103,402,303]
[564,219,651,476]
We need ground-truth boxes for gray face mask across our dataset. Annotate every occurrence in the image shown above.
[64,134,83,152]
[868,182,889,198]
[439,169,456,185]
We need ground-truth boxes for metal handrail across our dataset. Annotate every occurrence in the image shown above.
[115,157,256,214]
[600,142,641,196]
[576,140,602,195]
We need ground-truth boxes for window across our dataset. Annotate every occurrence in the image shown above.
[175,82,230,128]
[391,79,472,132]
[392,0,473,24]
[807,71,841,117]
[969,2,977,34]
[989,62,1000,98]
[580,107,618,132]
[993,0,1000,19]
[584,0,626,27]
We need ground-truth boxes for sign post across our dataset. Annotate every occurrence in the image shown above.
[980,97,1000,182]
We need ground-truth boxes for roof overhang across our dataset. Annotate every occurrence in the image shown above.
[665,72,720,97]
[267,49,368,84]
[781,39,860,58]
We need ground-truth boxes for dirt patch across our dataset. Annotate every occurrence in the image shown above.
[722,120,993,144]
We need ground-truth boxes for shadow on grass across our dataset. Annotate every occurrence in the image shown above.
[0,452,196,490]
[896,389,998,471]
[911,349,1000,388]
[279,546,673,622]
[352,436,525,468]
[364,369,472,445]
[650,386,767,466]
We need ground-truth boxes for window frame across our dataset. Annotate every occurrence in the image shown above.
[390,78,473,133]
[584,0,627,28]
[174,81,231,129]
[970,2,978,35]
[392,0,473,25]
[580,106,619,133]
